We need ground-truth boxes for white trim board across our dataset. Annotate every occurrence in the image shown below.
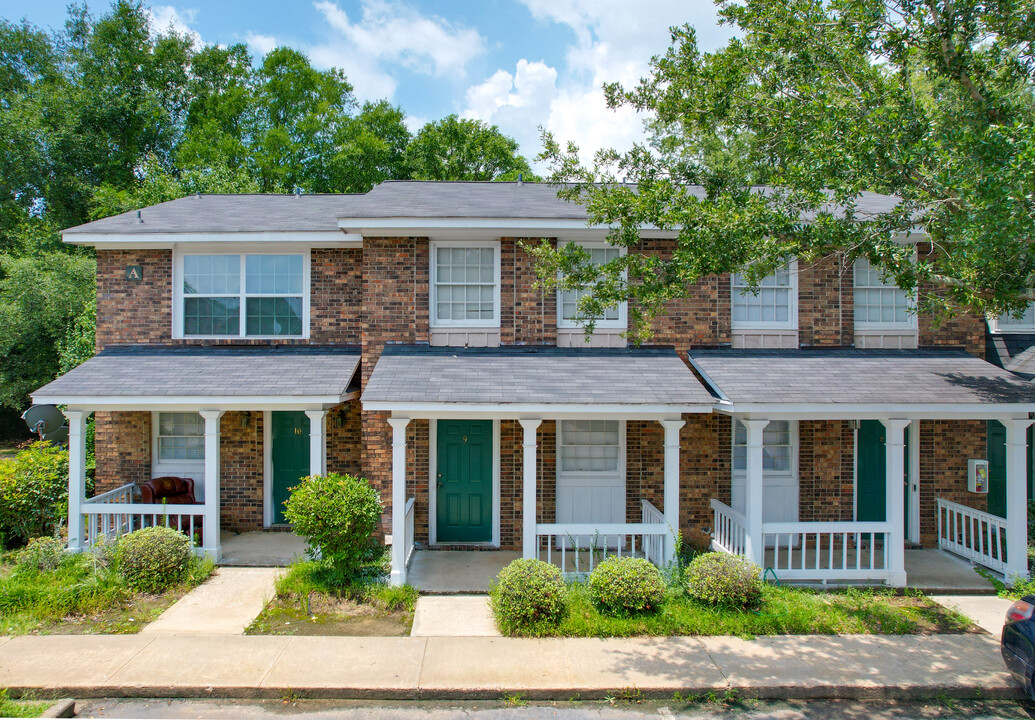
[64,231,362,248]
[366,402,702,418]
[41,394,355,411]
[713,402,1035,420]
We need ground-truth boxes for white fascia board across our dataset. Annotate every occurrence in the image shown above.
[339,217,680,240]
[713,401,1035,420]
[62,231,363,248]
[34,394,346,411]
[361,400,706,419]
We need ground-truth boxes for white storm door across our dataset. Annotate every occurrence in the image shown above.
[555,420,625,549]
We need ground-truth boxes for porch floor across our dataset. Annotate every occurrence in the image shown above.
[904,548,997,593]
[407,550,519,593]
[218,531,306,567]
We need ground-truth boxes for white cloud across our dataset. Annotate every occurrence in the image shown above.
[148,5,203,49]
[302,0,485,101]
[245,32,278,58]
[462,0,734,169]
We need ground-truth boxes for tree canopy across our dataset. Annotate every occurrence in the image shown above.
[534,0,1035,339]
[0,0,535,411]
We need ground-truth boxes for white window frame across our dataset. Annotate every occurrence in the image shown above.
[151,411,206,474]
[556,241,628,330]
[731,259,799,331]
[730,419,799,482]
[990,302,1035,333]
[429,240,501,328]
[172,248,311,339]
[853,256,917,332]
[556,419,627,481]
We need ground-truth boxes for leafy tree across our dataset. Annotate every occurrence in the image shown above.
[407,114,536,181]
[534,0,1035,338]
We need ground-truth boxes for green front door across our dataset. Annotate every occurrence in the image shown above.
[857,420,911,532]
[436,420,492,543]
[987,420,1007,519]
[271,411,310,525]
[857,420,887,522]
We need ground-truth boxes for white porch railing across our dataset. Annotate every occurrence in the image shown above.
[762,521,891,581]
[711,499,747,556]
[937,497,1007,574]
[79,482,206,549]
[640,499,667,566]
[404,497,416,568]
[535,521,669,574]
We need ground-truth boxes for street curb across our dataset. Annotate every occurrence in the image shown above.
[41,698,75,718]
[5,684,1024,702]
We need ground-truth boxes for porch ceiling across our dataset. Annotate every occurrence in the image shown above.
[362,344,713,416]
[31,344,360,410]
[689,348,1035,418]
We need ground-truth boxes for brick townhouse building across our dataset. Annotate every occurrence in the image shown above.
[32,181,1035,586]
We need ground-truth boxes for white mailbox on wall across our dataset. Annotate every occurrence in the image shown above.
[968,459,989,494]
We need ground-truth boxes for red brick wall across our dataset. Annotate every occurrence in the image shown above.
[799,255,853,347]
[310,249,363,344]
[501,239,557,345]
[93,411,152,493]
[919,419,986,545]
[219,411,263,532]
[681,414,730,549]
[96,251,173,349]
[327,401,362,478]
[798,420,855,522]
[626,421,664,523]
[916,244,985,356]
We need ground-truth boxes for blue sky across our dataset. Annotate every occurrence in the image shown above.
[3,0,735,168]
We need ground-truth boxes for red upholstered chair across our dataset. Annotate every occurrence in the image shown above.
[139,476,197,504]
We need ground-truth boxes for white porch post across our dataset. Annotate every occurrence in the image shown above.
[661,419,685,564]
[199,409,222,562]
[388,417,411,586]
[64,409,87,551]
[743,419,769,564]
[1005,418,1034,582]
[305,410,327,476]
[882,418,910,587]
[519,419,542,560]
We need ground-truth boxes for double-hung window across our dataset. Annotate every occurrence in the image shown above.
[731,261,797,329]
[558,420,622,474]
[853,258,915,329]
[156,412,205,461]
[430,242,500,327]
[732,419,794,474]
[177,252,308,338]
[993,302,1035,332]
[557,243,626,329]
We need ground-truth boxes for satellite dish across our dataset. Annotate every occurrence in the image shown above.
[21,405,67,437]
[42,425,69,446]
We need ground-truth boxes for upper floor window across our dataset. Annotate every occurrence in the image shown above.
[430,241,500,327]
[557,242,626,329]
[156,412,204,461]
[175,252,309,338]
[853,258,915,329]
[731,261,798,329]
[992,303,1035,332]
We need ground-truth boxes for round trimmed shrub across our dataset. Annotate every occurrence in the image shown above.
[588,556,666,615]
[490,558,567,634]
[284,473,383,576]
[684,552,763,608]
[116,526,193,593]
[17,536,66,572]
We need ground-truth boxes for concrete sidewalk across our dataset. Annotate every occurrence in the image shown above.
[0,632,1020,701]
[143,568,282,635]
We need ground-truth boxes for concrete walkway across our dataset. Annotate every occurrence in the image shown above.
[0,632,1020,700]
[411,596,499,637]
[142,568,282,635]
[931,595,1014,636]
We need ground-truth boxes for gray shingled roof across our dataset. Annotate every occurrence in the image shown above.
[689,348,1035,405]
[62,194,364,235]
[32,345,360,400]
[362,345,714,406]
[63,181,904,235]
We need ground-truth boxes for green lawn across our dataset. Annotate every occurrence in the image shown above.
[509,583,975,638]
[0,551,213,635]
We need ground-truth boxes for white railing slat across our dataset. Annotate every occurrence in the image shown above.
[937,497,1007,573]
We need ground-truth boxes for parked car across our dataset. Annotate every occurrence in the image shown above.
[1002,595,1035,697]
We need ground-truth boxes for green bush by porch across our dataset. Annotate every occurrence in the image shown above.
[0,441,73,548]
[587,557,665,615]
[284,473,382,577]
